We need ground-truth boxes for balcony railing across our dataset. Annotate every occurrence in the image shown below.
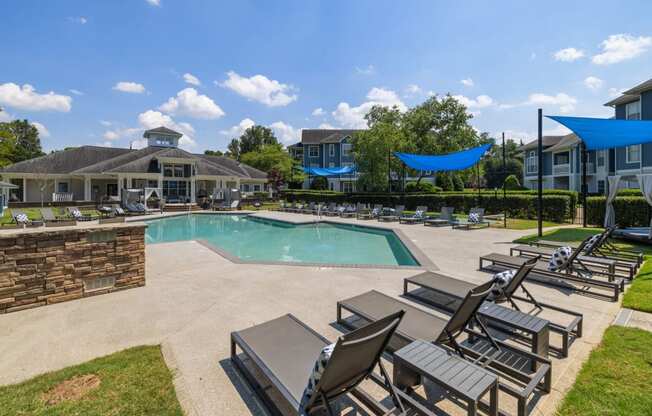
[553,164,569,175]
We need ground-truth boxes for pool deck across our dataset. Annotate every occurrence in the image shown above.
[0,210,624,415]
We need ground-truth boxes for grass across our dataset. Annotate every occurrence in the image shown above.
[489,218,561,230]
[0,207,100,226]
[556,326,652,416]
[514,226,652,312]
[0,345,183,416]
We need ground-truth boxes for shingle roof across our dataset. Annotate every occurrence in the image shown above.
[518,136,564,152]
[143,126,182,137]
[543,133,579,153]
[199,155,267,179]
[604,94,640,107]
[1,146,132,174]
[72,146,162,174]
[301,129,363,144]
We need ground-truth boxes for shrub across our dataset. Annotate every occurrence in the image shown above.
[405,181,439,193]
[586,196,650,227]
[504,174,521,190]
[437,172,454,191]
[310,176,328,190]
[452,174,464,191]
[617,189,643,197]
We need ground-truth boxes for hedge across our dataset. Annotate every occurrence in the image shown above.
[281,190,571,222]
[586,196,651,227]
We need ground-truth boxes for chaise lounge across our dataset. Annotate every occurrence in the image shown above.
[423,206,454,227]
[452,207,490,230]
[399,206,428,224]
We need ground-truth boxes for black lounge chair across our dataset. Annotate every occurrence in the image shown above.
[480,236,624,302]
[231,312,421,416]
[11,208,42,227]
[337,287,552,416]
[452,208,490,230]
[399,206,428,224]
[404,256,582,358]
[378,205,404,222]
[423,206,454,227]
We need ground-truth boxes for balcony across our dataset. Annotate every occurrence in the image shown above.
[553,164,569,175]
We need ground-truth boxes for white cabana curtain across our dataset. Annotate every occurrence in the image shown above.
[604,175,621,228]
[636,174,652,238]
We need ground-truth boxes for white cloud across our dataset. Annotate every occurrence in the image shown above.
[112,81,145,94]
[145,0,160,6]
[583,76,604,91]
[530,52,537,61]
[159,88,224,119]
[332,87,406,129]
[138,110,196,149]
[0,83,72,112]
[0,110,12,122]
[526,93,577,113]
[183,73,200,86]
[312,107,325,117]
[219,71,297,107]
[270,121,300,144]
[452,94,494,109]
[69,89,84,96]
[404,84,422,96]
[592,34,652,65]
[220,118,256,137]
[318,123,335,129]
[103,130,120,140]
[32,122,50,138]
[355,65,375,75]
[100,120,112,126]
[68,16,87,24]
[460,78,474,87]
[553,47,585,62]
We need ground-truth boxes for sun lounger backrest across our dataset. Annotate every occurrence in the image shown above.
[416,205,428,213]
[439,280,493,342]
[12,209,28,222]
[308,311,404,408]
[558,236,592,271]
[39,207,56,221]
[498,256,539,299]
[441,206,454,220]
[470,207,485,220]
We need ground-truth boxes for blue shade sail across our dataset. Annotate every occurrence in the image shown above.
[394,143,492,172]
[547,116,652,151]
[303,166,356,176]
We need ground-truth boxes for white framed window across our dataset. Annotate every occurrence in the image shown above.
[626,100,641,120]
[553,152,569,165]
[341,181,354,193]
[342,143,352,157]
[626,145,641,164]
[526,151,537,173]
[309,145,319,157]
[597,150,605,167]
[329,144,335,157]
[57,181,69,193]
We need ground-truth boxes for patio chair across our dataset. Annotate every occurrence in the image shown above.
[423,206,455,227]
[229,200,240,210]
[11,209,42,227]
[403,256,583,358]
[399,206,429,224]
[378,205,404,222]
[340,204,357,218]
[337,287,552,416]
[452,208,490,230]
[39,207,63,222]
[370,204,383,219]
[231,312,414,416]
[212,200,228,211]
[302,202,315,214]
[356,203,373,220]
[323,202,339,216]
[66,206,96,222]
[479,236,624,302]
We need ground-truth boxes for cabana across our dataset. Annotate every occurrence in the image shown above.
[545,115,652,239]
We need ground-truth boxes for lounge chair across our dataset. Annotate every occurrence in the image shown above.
[452,208,490,230]
[40,207,76,226]
[322,202,339,217]
[231,312,417,416]
[337,287,552,416]
[399,206,428,224]
[11,209,42,227]
[229,200,240,210]
[301,202,315,214]
[339,204,357,218]
[66,206,97,221]
[403,256,582,358]
[423,206,454,227]
[378,205,404,222]
[510,243,635,280]
[480,236,625,302]
[311,203,324,215]
[356,204,373,220]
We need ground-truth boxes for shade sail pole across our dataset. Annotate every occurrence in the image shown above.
[502,132,507,228]
[537,109,543,237]
[582,142,587,228]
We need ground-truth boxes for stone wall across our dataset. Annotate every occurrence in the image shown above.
[0,223,146,314]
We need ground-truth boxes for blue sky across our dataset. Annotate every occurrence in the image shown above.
[1,0,652,152]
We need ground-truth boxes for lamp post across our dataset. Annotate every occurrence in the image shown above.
[537,109,543,237]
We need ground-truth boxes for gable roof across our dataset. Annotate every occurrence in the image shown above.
[301,129,363,144]
[143,126,182,137]
[518,136,564,152]
[1,146,132,174]
[543,133,579,153]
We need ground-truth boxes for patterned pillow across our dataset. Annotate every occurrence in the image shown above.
[548,246,572,271]
[71,209,82,219]
[15,213,28,223]
[488,269,516,300]
[371,208,380,216]
[583,234,601,254]
[414,210,424,219]
[468,212,480,223]
[115,207,125,215]
[302,343,336,403]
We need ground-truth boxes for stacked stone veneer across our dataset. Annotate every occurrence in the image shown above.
[0,223,146,314]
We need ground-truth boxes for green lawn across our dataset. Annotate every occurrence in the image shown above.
[514,226,652,312]
[0,207,100,226]
[489,218,561,230]
[0,345,183,416]
[556,326,652,416]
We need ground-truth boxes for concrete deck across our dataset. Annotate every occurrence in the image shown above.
[0,211,626,415]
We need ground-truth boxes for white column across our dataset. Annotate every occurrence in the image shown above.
[84,177,91,201]
[190,179,196,203]
[22,177,26,202]
[117,175,123,201]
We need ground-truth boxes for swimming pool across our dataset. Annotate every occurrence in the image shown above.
[145,214,419,267]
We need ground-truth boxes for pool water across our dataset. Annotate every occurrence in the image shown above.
[145,214,419,266]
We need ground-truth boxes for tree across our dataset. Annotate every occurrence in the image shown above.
[504,174,521,190]
[310,176,328,190]
[239,144,304,190]
[228,125,279,160]
[0,120,45,162]
[204,149,224,156]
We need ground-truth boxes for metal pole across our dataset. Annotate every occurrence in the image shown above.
[476,164,480,205]
[537,109,543,237]
[582,142,587,228]
[502,132,507,228]
[387,148,391,193]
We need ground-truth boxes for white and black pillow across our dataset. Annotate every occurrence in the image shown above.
[71,209,82,219]
[583,234,601,254]
[468,212,480,223]
[488,269,516,300]
[15,213,29,224]
[414,210,424,219]
[548,246,572,271]
[302,343,336,405]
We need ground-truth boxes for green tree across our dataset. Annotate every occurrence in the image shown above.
[240,144,304,190]
[204,149,224,156]
[0,120,45,162]
[310,176,328,190]
[504,174,521,190]
[228,125,279,160]
[484,156,523,189]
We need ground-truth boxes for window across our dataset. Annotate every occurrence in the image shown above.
[341,181,354,193]
[526,151,537,173]
[107,183,118,196]
[342,143,352,157]
[57,182,69,193]
[329,144,335,157]
[626,100,641,120]
[597,150,605,167]
[253,184,261,192]
[329,182,334,191]
[597,180,605,195]
[164,165,174,177]
[553,152,569,165]
[162,180,189,201]
[626,145,641,164]
[309,145,319,157]
[329,162,335,168]
[174,165,184,178]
